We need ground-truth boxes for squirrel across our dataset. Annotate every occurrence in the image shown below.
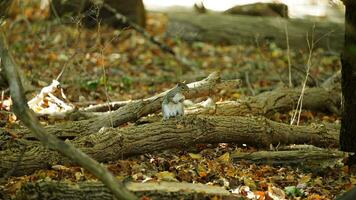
[162,82,189,120]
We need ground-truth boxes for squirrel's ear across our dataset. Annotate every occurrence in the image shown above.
[177,81,186,87]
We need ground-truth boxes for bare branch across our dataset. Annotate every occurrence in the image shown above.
[0,32,137,200]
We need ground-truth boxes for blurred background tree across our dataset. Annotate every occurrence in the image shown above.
[50,0,146,28]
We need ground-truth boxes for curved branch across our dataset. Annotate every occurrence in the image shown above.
[0,32,137,200]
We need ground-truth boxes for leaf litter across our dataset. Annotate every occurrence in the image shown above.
[0,6,350,200]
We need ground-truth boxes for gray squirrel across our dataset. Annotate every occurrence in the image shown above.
[162,83,189,120]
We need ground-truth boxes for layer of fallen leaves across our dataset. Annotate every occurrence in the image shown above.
[3,12,340,104]
[3,143,354,199]
[0,5,347,200]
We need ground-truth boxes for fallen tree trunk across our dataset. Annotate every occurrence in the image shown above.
[19,72,240,139]
[189,87,341,116]
[10,180,235,200]
[166,12,343,51]
[0,115,339,176]
[81,70,341,115]
[80,84,340,119]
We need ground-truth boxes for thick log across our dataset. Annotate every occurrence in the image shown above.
[0,115,338,176]
[166,12,343,51]
[81,83,340,117]
[14,84,339,144]
[11,180,234,200]
[190,87,340,116]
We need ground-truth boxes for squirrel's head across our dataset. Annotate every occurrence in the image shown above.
[177,82,189,91]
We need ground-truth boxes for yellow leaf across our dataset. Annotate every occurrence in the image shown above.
[188,153,202,160]
[217,152,230,163]
[350,177,356,185]
[243,177,257,190]
[155,171,177,182]
[299,174,311,184]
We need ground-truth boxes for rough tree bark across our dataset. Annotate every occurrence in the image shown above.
[18,73,240,139]
[78,70,341,116]
[0,115,339,177]
[11,181,235,200]
[82,86,340,115]
[188,87,340,117]
[231,149,344,166]
[340,1,356,154]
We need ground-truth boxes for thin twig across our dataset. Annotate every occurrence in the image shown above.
[284,21,292,88]
[245,71,255,96]
[290,25,315,126]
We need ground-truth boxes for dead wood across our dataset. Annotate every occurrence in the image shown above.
[30,83,340,124]
[0,115,338,176]
[81,100,133,112]
[21,73,240,139]
[166,12,343,51]
[10,180,235,200]
[231,149,345,166]
[189,87,341,116]
[81,70,341,115]
[0,32,138,200]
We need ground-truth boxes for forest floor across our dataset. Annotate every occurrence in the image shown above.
[0,11,352,200]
